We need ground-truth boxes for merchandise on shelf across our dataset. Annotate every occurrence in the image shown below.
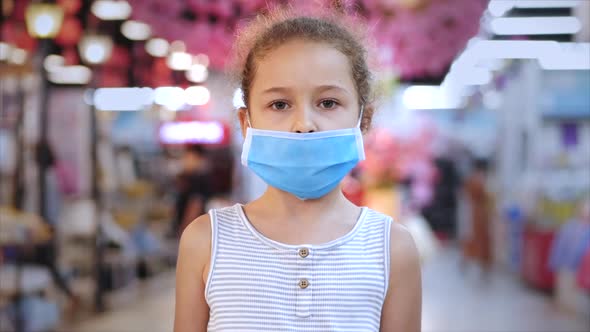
[577,248,590,291]
[549,219,590,273]
[521,226,555,290]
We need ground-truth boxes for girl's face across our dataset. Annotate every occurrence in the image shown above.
[242,39,360,134]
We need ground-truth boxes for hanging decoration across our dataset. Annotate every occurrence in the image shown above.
[57,0,82,15]
[5,0,488,84]
[365,0,487,79]
[126,0,486,81]
[55,16,82,46]
[55,0,82,47]
[128,0,263,70]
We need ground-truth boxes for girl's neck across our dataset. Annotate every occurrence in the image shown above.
[249,185,358,224]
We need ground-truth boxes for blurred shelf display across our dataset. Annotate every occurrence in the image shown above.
[485,62,590,324]
[521,227,556,290]
[0,207,52,245]
[0,208,59,332]
[0,265,52,297]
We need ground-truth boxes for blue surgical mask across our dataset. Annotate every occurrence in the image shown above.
[241,107,365,200]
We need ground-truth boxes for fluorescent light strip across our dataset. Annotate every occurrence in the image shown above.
[445,40,589,89]
[121,20,151,41]
[514,1,581,9]
[91,0,132,20]
[184,86,210,106]
[488,1,582,17]
[539,42,590,69]
[453,40,560,73]
[403,85,463,110]
[491,16,582,35]
[154,87,185,110]
[91,86,214,111]
[145,38,169,57]
[93,88,154,111]
[185,64,208,83]
[47,66,92,84]
[167,52,192,71]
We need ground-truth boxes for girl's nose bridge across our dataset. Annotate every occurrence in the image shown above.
[292,102,316,133]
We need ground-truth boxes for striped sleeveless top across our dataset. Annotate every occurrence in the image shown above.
[205,204,392,331]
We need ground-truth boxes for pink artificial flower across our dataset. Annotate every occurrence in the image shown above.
[211,1,234,19]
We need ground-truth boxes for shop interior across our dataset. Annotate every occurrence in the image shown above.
[0,1,589,331]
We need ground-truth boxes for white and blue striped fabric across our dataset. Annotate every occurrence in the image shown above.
[205,204,392,332]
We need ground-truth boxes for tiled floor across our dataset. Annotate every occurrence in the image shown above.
[421,248,589,332]
[71,246,589,332]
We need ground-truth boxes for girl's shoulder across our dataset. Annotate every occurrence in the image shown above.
[207,203,243,225]
[361,207,396,226]
[360,208,416,255]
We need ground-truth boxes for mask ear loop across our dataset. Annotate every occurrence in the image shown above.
[246,110,253,128]
[357,104,365,128]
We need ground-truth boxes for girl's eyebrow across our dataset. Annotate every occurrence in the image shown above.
[262,87,292,95]
[261,85,350,95]
[315,84,350,94]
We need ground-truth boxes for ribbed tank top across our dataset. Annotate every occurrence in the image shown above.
[205,204,392,332]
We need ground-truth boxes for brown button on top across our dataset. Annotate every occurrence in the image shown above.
[298,278,309,289]
[298,248,309,258]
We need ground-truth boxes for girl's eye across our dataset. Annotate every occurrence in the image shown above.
[319,99,338,109]
[270,101,289,111]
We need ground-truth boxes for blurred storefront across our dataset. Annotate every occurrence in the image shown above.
[1,0,589,331]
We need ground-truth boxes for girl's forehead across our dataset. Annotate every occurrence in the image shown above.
[251,40,356,93]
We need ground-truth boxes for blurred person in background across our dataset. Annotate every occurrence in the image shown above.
[461,157,493,277]
[172,144,212,237]
[421,143,460,242]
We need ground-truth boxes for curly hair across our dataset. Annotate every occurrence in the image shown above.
[230,5,377,132]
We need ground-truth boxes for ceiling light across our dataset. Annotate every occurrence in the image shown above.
[121,20,151,41]
[145,38,169,57]
[91,0,132,20]
[491,17,582,35]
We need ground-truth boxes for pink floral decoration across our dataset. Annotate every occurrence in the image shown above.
[367,0,488,78]
[127,0,487,77]
[360,120,438,207]
[360,127,401,185]
[128,0,249,70]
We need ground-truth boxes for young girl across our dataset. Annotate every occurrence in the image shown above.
[174,8,421,332]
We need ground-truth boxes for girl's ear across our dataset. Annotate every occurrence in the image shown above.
[360,103,375,134]
[238,107,249,138]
